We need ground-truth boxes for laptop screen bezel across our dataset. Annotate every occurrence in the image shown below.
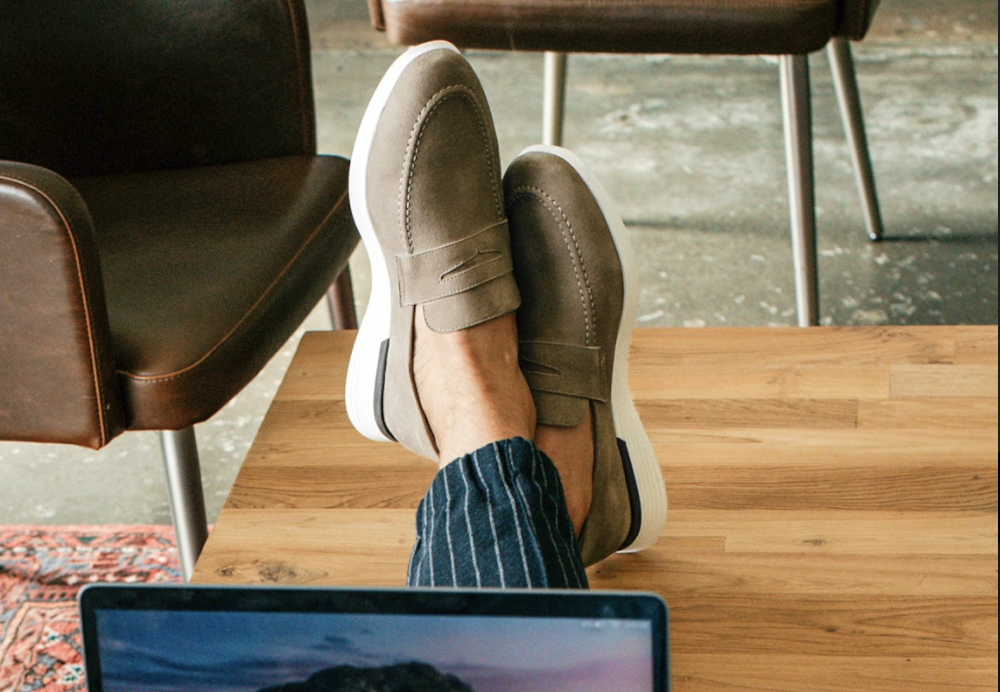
[79,584,668,691]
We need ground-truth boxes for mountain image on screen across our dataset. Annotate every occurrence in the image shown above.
[257,661,476,692]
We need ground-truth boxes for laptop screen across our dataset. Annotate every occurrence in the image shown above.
[80,585,668,692]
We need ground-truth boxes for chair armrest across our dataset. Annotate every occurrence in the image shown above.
[0,161,125,448]
[839,0,881,40]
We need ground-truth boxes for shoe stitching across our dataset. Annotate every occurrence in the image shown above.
[509,187,596,347]
[439,249,504,281]
[402,254,509,304]
[399,84,503,255]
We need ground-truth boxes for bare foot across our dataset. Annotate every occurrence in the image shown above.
[413,308,536,466]
[534,412,594,536]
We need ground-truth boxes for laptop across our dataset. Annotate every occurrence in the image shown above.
[78,584,669,691]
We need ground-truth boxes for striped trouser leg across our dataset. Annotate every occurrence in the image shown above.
[407,437,589,589]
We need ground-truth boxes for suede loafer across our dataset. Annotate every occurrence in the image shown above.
[346,42,520,460]
[504,145,667,565]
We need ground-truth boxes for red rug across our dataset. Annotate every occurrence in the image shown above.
[0,524,181,691]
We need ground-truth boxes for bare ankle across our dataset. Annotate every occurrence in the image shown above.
[534,409,594,536]
[413,310,536,466]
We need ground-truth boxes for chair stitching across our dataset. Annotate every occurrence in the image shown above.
[0,172,110,445]
[117,179,350,384]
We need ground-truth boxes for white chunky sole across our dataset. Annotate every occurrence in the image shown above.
[519,145,668,554]
[345,41,463,443]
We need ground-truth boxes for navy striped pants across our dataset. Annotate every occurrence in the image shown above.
[407,437,589,589]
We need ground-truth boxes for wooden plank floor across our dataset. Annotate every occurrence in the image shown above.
[193,326,998,692]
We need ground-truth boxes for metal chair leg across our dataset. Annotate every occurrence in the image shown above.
[779,54,820,327]
[326,266,358,330]
[543,52,568,146]
[827,37,884,241]
[159,426,209,582]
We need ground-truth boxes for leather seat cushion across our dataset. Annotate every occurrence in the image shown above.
[380,0,839,55]
[72,155,357,430]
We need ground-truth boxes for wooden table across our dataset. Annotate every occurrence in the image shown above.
[193,326,998,692]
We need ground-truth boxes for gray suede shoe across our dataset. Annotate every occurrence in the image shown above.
[504,145,667,565]
[346,42,520,460]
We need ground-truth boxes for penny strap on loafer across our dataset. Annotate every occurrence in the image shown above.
[399,220,520,333]
[519,340,609,427]
[396,220,515,306]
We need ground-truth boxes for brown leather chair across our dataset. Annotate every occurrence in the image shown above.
[1,0,359,579]
[366,0,885,326]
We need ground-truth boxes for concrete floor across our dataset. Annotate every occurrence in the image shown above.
[1,0,996,528]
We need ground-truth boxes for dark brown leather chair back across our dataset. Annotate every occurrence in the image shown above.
[366,0,882,56]
[0,0,317,177]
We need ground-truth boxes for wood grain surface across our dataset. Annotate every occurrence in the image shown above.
[193,326,998,691]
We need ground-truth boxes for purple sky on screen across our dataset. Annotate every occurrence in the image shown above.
[95,610,653,692]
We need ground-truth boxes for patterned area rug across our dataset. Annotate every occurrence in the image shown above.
[0,525,181,691]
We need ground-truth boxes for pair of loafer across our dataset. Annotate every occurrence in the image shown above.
[345,42,666,565]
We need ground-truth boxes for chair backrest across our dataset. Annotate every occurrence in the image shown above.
[0,0,317,178]
[366,0,882,54]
